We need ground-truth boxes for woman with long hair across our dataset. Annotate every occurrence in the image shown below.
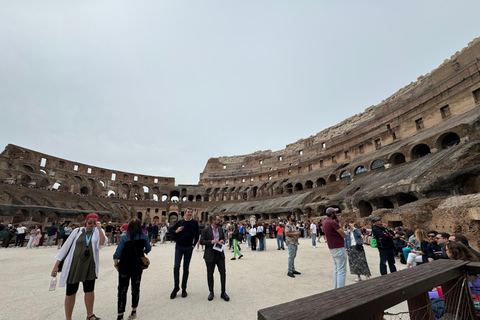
[51,213,107,320]
[113,219,151,320]
[405,229,429,268]
[446,241,479,262]
[26,225,37,249]
[345,222,371,281]
[33,226,42,248]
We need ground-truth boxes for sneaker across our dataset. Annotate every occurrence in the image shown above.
[231,257,236,260]
[313,246,316,248]
[287,272,295,278]
[355,276,361,282]
[127,313,137,320]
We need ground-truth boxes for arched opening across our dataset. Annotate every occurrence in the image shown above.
[37,178,49,188]
[371,159,385,170]
[182,196,187,202]
[380,198,394,209]
[137,212,143,220]
[316,178,326,187]
[252,186,258,198]
[437,132,460,150]
[188,195,194,201]
[354,166,367,175]
[294,183,303,191]
[48,212,58,222]
[170,190,180,199]
[411,144,431,159]
[20,175,31,185]
[162,194,168,201]
[153,194,159,201]
[340,170,351,180]
[196,195,202,202]
[171,196,179,202]
[169,212,178,225]
[328,174,336,183]
[204,194,210,201]
[358,201,373,217]
[23,165,34,172]
[107,190,116,197]
[153,216,160,223]
[53,182,61,190]
[13,210,26,223]
[143,186,149,193]
[305,180,313,189]
[285,183,293,195]
[389,153,406,165]
[80,187,89,195]
[397,193,419,206]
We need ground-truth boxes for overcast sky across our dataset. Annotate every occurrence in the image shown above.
[1,1,479,185]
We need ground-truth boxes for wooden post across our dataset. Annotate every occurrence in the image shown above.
[407,291,434,320]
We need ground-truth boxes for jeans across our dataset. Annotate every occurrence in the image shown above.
[15,233,25,247]
[233,239,241,258]
[117,272,142,314]
[287,244,298,273]
[329,247,347,289]
[247,234,251,247]
[277,235,284,249]
[379,249,397,275]
[46,235,56,247]
[258,236,265,251]
[173,246,193,290]
[312,234,316,247]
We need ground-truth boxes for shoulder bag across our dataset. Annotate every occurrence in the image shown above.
[132,235,150,269]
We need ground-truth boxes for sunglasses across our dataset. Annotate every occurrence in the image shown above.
[428,235,435,238]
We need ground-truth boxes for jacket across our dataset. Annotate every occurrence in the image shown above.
[344,228,363,248]
[200,225,226,262]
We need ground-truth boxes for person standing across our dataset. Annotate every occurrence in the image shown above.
[15,223,27,247]
[33,226,43,248]
[285,214,301,278]
[196,220,205,251]
[200,215,229,301]
[113,219,151,320]
[231,223,243,260]
[151,222,159,246]
[46,223,58,248]
[105,222,114,246]
[257,222,265,251]
[345,222,371,282]
[276,223,285,250]
[168,208,199,299]
[160,224,167,244]
[323,207,348,288]
[51,213,107,320]
[249,224,257,251]
[372,217,397,275]
[310,221,317,248]
[26,226,37,249]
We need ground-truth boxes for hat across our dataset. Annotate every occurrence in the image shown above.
[372,217,382,223]
[326,207,339,215]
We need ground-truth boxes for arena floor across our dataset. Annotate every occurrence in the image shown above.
[1,238,407,319]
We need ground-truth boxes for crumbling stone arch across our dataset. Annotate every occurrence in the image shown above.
[20,174,32,185]
[188,195,194,201]
[13,209,27,223]
[305,180,313,189]
[358,200,373,217]
[294,183,303,191]
[80,187,89,195]
[316,178,326,187]
[328,174,336,183]
[22,165,34,172]
[196,194,202,201]
[437,132,460,150]
[389,153,406,165]
[37,178,49,189]
[411,144,431,159]
[396,192,419,206]
[340,170,351,180]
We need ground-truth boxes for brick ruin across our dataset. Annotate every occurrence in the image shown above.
[1,38,480,246]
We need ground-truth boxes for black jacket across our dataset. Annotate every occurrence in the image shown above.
[200,226,226,262]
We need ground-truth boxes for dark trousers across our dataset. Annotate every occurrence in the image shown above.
[117,272,142,314]
[205,252,226,293]
[174,246,193,290]
[379,249,397,275]
[251,235,256,251]
[15,233,25,247]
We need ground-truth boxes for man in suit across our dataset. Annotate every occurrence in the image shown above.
[200,215,230,301]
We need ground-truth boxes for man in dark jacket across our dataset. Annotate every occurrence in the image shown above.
[200,215,229,302]
[372,217,397,275]
[168,208,199,299]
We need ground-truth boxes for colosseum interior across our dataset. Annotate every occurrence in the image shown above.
[1,37,480,247]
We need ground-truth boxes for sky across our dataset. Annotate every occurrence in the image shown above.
[1,1,480,185]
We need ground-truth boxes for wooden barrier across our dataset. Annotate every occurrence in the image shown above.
[258,260,479,320]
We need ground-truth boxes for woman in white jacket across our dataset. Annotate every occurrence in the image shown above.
[51,213,107,320]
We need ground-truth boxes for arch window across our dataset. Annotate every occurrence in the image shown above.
[328,174,336,183]
[108,190,116,197]
[305,180,313,189]
[53,182,61,190]
[371,159,385,170]
[354,166,367,175]
[389,153,406,165]
[437,132,460,150]
[316,178,326,187]
[340,171,351,180]
[153,194,159,201]
[411,144,431,159]
[294,183,303,191]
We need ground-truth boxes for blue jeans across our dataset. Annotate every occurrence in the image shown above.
[329,247,347,289]
[312,234,316,247]
[258,236,264,251]
[379,249,397,275]
[287,244,298,273]
[277,235,284,249]
[247,234,251,247]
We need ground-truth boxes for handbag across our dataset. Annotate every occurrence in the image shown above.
[132,236,150,270]
[370,237,378,248]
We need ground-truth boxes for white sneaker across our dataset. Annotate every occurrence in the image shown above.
[128,313,137,319]
[355,276,361,282]
[313,246,316,248]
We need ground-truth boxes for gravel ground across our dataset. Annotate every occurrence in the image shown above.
[0,238,407,320]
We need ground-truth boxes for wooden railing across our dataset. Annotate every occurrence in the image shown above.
[258,259,480,320]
